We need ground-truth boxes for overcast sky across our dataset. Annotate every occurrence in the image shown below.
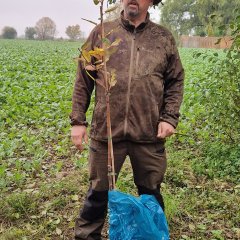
[0,0,160,38]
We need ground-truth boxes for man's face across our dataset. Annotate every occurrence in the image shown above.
[122,0,153,19]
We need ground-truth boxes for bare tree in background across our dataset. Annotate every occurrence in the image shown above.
[35,17,56,40]
[65,24,81,40]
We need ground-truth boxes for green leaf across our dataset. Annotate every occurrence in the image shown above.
[93,0,100,5]
[102,38,111,48]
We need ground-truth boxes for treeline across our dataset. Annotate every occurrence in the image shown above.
[160,0,240,37]
[0,17,82,41]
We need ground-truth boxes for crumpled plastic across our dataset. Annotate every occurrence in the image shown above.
[108,190,169,240]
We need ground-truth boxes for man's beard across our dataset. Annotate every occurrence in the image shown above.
[128,9,139,17]
[126,0,139,18]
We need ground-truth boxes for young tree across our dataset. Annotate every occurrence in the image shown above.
[25,27,36,40]
[65,24,81,40]
[1,26,17,39]
[35,17,56,40]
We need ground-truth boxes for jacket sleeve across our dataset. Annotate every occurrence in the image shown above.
[160,35,184,128]
[69,28,98,126]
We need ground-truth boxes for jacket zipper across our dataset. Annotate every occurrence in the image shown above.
[135,47,140,75]
[124,29,136,136]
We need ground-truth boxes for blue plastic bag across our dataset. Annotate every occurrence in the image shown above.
[108,190,169,240]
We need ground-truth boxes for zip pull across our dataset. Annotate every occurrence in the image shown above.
[135,47,140,75]
[133,28,137,40]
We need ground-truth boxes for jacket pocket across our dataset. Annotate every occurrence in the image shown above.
[134,45,167,77]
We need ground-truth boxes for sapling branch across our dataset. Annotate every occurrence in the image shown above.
[77,0,118,190]
[100,0,116,190]
[81,18,98,26]
[85,69,96,81]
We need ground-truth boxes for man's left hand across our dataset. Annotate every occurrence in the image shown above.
[157,121,175,139]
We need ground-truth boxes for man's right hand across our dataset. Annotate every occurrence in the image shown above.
[71,125,88,152]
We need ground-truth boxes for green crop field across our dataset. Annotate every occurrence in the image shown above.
[0,39,239,240]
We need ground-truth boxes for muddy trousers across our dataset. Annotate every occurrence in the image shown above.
[75,140,167,240]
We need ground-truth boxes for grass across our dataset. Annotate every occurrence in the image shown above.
[0,39,239,239]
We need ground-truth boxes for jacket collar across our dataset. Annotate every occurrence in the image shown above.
[119,11,150,33]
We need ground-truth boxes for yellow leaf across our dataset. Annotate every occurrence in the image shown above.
[82,50,91,63]
[89,47,105,59]
[111,38,122,47]
[81,42,91,51]
[90,47,105,56]
[109,69,117,87]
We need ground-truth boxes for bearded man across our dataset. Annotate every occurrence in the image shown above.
[70,0,184,239]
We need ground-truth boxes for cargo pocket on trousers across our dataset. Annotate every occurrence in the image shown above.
[88,140,109,191]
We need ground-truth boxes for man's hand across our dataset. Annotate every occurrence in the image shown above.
[71,125,88,152]
[157,121,175,139]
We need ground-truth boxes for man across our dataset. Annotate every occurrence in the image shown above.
[70,0,184,239]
